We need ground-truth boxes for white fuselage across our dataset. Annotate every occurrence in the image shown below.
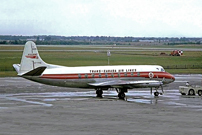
[24,65,175,88]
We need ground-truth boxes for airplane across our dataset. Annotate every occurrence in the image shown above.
[13,41,175,100]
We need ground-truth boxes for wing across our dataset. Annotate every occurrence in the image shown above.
[88,80,163,89]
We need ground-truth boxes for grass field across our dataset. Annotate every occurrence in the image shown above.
[0,45,202,77]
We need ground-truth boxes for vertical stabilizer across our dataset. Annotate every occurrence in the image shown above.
[18,41,47,75]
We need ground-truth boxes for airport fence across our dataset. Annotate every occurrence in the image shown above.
[0,65,201,72]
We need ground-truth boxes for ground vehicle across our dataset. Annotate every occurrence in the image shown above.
[170,50,183,56]
[179,85,202,96]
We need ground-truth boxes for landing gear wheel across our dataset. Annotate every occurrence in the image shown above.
[96,90,103,98]
[188,89,195,96]
[154,92,159,97]
[118,92,125,100]
[198,90,202,96]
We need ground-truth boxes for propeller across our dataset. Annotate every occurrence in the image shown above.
[150,87,153,95]
[160,77,165,94]
[160,84,164,93]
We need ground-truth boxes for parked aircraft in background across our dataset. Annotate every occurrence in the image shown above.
[13,41,175,99]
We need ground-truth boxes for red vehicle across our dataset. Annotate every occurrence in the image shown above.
[170,50,183,56]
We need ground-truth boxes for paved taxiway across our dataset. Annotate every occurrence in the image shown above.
[0,74,202,135]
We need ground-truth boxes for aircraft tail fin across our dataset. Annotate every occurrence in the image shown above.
[13,41,48,76]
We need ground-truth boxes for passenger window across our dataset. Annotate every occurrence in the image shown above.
[111,73,114,78]
[105,73,108,78]
[99,73,102,78]
[85,74,88,78]
[92,74,95,78]
[78,74,81,79]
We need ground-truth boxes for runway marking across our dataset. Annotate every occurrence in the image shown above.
[1,88,202,110]
[0,95,52,107]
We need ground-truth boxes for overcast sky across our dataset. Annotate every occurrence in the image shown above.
[1,0,202,37]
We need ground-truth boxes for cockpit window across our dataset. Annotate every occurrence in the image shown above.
[161,68,165,72]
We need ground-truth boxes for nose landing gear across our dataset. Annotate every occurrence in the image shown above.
[154,91,159,96]
[151,85,164,97]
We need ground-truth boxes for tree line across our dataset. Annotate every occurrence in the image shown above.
[0,35,201,45]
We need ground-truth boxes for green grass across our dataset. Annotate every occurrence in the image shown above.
[0,71,17,77]
[40,51,202,66]
[166,69,202,74]
[0,45,202,77]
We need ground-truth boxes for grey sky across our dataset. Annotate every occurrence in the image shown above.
[1,0,202,37]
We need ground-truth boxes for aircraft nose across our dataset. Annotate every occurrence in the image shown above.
[171,74,175,82]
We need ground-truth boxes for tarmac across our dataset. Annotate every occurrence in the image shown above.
[0,74,202,135]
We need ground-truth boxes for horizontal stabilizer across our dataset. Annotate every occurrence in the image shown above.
[13,64,21,73]
[23,66,47,76]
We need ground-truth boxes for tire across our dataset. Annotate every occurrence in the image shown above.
[198,90,202,96]
[154,92,159,96]
[118,92,125,100]
[96,90,103,97]
[188,89,195,96]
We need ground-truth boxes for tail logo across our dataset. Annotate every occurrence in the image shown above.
[25,54,38,59]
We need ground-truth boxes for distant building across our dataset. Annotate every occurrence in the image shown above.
[26,38,37,41]
[139,40,154,43]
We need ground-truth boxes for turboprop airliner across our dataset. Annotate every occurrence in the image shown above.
[13,41,175,99]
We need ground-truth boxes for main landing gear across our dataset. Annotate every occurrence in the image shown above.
[116,88,128,100]
[95,88,128,100]
[96,88,103,98]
